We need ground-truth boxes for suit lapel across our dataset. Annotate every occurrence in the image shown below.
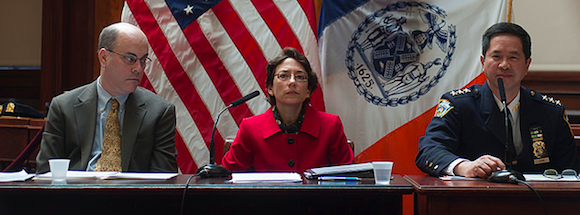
[121,90,146,170]
[74,82,98,169]
[298,105,320,138]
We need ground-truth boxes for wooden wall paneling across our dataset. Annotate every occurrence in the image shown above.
[93,0,124,79]
[40,0,64,112]
[40,0,123,112]
[0,69,41,109]
[522,72,580,123]
[40,0,95,110]
[62,0,96,91]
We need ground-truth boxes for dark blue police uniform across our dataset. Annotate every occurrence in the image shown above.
[415,82,580,176]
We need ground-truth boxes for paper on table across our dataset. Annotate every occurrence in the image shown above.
[101,172,178,180]
[523,174,580,182]
[440,174,580,182]
[34,171,117,180]
[439,176,484,181]
[228,172,302,183]
[0,170,34,182]
[34,171,177,180]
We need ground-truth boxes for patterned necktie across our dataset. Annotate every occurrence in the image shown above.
[95,99,122,171]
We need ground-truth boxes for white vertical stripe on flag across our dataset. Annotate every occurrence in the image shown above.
[273,0,322,82]
[121,2,209,167]
[230,1,283,60]
[149,52,210,167]
[197,8,268,118]
[146,1,234,155]
[144,1,251,146]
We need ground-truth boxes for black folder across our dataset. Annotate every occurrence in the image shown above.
[303,163,374,179]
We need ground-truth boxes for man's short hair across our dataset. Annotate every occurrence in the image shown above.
[98,24,121,51]
[482,22,531,59]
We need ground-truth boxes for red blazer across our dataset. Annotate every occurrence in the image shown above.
[222,105,354,173]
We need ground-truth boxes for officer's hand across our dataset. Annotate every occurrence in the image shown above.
[453,155,506,178]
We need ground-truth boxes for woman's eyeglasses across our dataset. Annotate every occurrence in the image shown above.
[274,73,308,82]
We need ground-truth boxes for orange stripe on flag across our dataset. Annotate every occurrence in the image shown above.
[355,107,435,175]
[355,72,487,175]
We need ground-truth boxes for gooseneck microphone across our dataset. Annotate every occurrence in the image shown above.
[488,78,525,183]
[498,78,511,169]
[196,90,260,178]
[230,90,260,108]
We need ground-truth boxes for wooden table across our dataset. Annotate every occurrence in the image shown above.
[405,174,580,215]
[0,174,412,214]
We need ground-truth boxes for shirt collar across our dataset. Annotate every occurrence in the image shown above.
[492,89,520,120]
[96,76,129,109]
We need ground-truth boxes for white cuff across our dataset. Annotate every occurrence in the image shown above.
[443,158,468,176]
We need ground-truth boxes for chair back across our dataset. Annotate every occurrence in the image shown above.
[3,125,44,172]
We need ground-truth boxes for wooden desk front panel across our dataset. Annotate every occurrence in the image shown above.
[406,175,580,215]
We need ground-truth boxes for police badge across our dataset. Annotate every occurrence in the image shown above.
[530,126,550,165]
[346,2,456,107]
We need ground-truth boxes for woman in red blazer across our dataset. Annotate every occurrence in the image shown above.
[222,47,354,173]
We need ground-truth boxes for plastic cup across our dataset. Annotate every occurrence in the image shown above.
[49,159,70,181]
[372,161,393,185]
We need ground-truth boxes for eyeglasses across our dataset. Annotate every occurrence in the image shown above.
[543,169,578,179]
[274,73,308,82]
[106,49,151,67]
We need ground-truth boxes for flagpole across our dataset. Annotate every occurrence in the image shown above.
[508,0,513,22]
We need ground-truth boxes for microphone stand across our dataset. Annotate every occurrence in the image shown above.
[195,106,232,178]
[195,90,259,178]
[488,78,525,183]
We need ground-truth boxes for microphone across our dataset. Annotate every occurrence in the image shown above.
[229,90,259,108]
[497,78,507,102]
[196,91,260,178]
[488,78,525,183]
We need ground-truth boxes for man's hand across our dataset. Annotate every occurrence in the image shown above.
[453,155,506,178]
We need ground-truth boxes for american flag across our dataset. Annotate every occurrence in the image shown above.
[121,0,323,173]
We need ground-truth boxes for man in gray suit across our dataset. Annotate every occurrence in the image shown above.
[36,23,178,174]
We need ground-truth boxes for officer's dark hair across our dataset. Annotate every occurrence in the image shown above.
[266,47,318,106]
[482,22,531,59]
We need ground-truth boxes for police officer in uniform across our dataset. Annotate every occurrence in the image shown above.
[415,22,580,178]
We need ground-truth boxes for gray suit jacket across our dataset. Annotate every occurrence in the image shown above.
[36,81,178,173]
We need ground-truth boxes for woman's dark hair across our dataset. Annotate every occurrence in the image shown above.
[265,47,318,106]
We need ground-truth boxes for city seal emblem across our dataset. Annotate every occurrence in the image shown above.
[346,2,456,107]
